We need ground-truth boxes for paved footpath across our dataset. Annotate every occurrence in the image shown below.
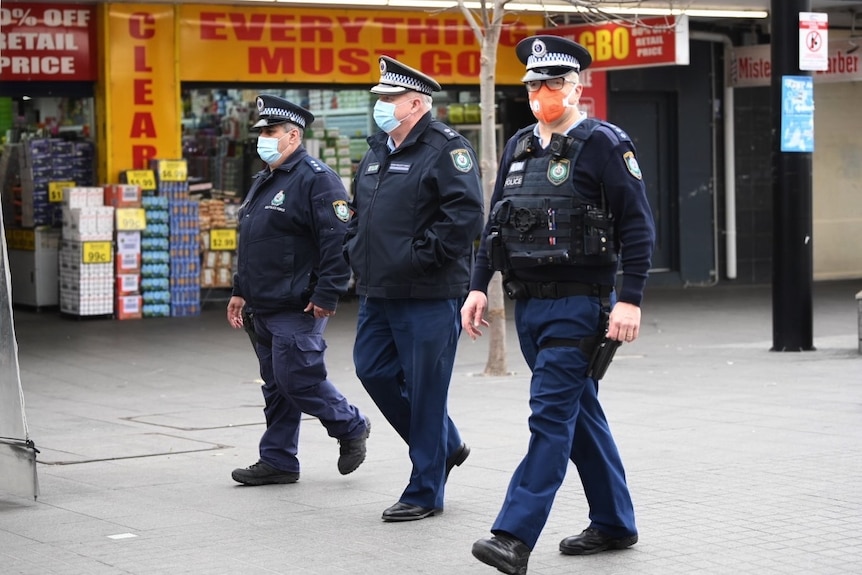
[2,281,861,575]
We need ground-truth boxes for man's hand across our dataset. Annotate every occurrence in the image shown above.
[460,290,489,340]
[227,296,246,329]
[606,301,641,343]
[305,301,335,319]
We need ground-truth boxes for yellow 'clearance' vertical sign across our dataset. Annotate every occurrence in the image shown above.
[101,4,180,183]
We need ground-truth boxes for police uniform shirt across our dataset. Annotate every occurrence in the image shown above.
[233,147,352,312]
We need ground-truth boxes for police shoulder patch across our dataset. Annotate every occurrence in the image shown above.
[332,199,351,223]
[623,151,642,180]
[450,148,473,173]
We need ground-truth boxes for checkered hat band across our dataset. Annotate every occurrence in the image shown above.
[527,52,580,70]
[381,71,433,94]
[260,107,306,128]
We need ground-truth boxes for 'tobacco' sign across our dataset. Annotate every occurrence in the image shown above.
[539,16,690,72]
[0,3,96,81]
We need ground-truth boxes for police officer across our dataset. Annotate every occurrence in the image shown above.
[344,57,484,521]
[462,36,656,574]
[227,94,370,486]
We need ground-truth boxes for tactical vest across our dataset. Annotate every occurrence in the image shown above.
[489,119,617,271]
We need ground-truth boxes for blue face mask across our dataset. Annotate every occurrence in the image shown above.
[257,132,288,165]
[373,100,403,133]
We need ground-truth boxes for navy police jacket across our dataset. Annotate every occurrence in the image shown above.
[471,118,656,306]
[233,147,352,312]
[345,113,484,299]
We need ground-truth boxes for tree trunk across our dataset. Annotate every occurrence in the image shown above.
[477,3,509,376]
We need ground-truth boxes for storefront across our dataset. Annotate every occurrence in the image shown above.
[4,2,859,320]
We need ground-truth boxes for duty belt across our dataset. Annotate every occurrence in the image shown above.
[521,281,612,299]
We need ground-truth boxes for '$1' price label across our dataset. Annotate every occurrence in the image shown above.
[82,241,113,264]
[48,181,76,203]
[210,229,237,251]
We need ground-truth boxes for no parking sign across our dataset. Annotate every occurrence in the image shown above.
[799,12,828,71]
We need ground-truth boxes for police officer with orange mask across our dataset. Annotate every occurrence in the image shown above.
[463,36,656,574]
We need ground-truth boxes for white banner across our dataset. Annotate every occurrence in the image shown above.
[731,41,862,87]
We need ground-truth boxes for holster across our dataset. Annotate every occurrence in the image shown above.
[586,336,621,380]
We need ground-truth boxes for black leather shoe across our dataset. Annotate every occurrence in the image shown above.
[231,461,299,486]
[472,533,530,575]
[445,442,470,479]
[338,416,371,475]
[559,527,638,555]
[381,501,441,522]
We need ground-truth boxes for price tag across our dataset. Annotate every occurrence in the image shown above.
[116,208,147,231]
[7,229,36,251]
[158,160,188,182]
[82,241,113,264]
[124,170,157,191]
[210,228,237,251]
[48,181,76,203]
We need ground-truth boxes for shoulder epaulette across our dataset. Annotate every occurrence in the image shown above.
[303,156,327,173]
[594,121,631,144]
[428,121,461,140]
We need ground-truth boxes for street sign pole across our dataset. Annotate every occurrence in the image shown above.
[771,0,815,351]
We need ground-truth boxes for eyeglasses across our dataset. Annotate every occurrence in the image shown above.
[524,78,577,92]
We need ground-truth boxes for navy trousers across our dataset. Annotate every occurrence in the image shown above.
[253,310,366,473]
[492,295,637,549]
[353,297,464,509]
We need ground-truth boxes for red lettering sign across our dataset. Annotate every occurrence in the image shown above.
[0,3,96,81]
[539,16,690,72]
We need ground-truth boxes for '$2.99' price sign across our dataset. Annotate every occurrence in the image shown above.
[210,229,237,251]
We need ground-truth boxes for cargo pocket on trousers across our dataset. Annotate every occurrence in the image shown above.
[287,333,328,389]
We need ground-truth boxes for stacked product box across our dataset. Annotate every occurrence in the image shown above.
[150,158,201,317]
[141,195,171,317]
[105,184,144,320]
[20,139,96,228]
[198,199,236,289]
[59,187,115,316]
[169,198,201,317]
[316,129,354,193]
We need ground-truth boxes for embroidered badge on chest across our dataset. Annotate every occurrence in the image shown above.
[271,191,285,206]
[450,149,474,173]
[332,200,351,223]
[623,151,642,180]
[547,159,570,186]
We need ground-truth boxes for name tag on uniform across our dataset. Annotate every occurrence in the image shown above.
[388,162,411,173]
[504,161,525,188]
[504,174,523,188]
[365,163,380,174]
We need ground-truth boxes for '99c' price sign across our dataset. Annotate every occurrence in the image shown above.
[116,208,147,231]
[210,228,237,251]
[82,241,113,264]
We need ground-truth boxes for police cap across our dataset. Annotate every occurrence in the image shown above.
[515,35,592,82]
[370,56,441,96]
[252,94,314,129]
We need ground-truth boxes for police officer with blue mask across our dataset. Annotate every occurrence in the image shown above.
[227,94,370,486]
[463,36,656,574]
[345,57,484,521]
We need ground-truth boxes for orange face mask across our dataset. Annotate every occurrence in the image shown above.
[528,85,570,124]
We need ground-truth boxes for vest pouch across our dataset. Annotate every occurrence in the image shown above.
[509,248,572,269]
[488,229,508,271]
[583,209,616,260]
